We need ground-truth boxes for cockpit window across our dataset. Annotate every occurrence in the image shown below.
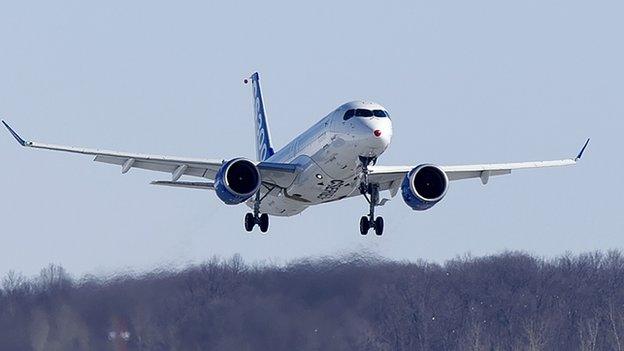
[355,109,374,117]
[344,108,390,120]
[343,109,355,120]
[373,110,389,117]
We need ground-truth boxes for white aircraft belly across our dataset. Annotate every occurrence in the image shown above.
[285,155,359,205]
[244,186,308,217]
[258,194,309,216]
[257,126,364,215]
[310,134,360,180]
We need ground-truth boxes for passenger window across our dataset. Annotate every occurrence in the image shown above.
[355,109,373,117]
[343,109,355,120]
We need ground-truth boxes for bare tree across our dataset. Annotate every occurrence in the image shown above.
[578,313,600,351]
[3,251,624,350]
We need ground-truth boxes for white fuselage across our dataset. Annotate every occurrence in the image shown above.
[249,101,393,216]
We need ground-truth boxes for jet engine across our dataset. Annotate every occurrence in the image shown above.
[214,158,261,205]
[401,164,449,211]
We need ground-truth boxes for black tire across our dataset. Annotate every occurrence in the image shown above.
[360,216,369,235]
[244,213,254,232]
[374,216,384,236]
[259,213,269,233]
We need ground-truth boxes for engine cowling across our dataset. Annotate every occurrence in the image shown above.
[401,164,449,211]
[214,158,261,205]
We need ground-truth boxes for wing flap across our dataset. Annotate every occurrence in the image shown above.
[93,155,219,178]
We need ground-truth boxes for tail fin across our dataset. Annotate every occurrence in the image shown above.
[246,72,274,161]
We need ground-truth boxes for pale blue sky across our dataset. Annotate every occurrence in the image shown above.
[1,1,622,277]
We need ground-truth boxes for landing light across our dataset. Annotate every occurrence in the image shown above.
[374,130,382,137]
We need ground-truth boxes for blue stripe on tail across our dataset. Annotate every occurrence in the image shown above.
[250,72,274,161]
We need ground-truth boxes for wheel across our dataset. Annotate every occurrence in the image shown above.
[359,216,369,235]
[259,213,269,233]
[374,216,384,236]
[244,213,254,232]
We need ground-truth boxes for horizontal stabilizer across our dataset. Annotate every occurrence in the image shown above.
[150,180,215,190]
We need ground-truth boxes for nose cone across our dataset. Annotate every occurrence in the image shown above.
[354,117,393,156]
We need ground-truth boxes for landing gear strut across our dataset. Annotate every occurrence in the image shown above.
[244,191,269,233]
[359,157,384,236]
[359,183,384,235]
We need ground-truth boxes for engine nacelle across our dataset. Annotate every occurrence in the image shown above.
[214,158,261,205]
[401,164,449,211]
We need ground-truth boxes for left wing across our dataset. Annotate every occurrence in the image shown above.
[2,121,297,187]
[150,180,215,190]
[367,139,590,197]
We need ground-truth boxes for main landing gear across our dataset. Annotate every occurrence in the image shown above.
[358,156,384,236]
[244,191,269,233]
[245,212,268,233]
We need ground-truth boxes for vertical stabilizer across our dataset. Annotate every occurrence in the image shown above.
[246,72,274,161]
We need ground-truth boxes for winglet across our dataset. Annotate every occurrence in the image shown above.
[575,138,590,161]
[2,120,28,146]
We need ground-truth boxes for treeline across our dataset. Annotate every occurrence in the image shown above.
[2,251,624,350]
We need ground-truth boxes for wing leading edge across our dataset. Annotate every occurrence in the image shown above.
[367,139,589,196]
[2,120,297,188]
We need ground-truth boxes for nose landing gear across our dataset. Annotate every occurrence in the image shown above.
[359,183,384,235]
[358,156,385,236]
[244,192,269,233]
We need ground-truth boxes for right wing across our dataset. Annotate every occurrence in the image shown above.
[2,120,297,187]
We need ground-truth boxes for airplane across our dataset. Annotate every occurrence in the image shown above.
[2,72,589,235]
